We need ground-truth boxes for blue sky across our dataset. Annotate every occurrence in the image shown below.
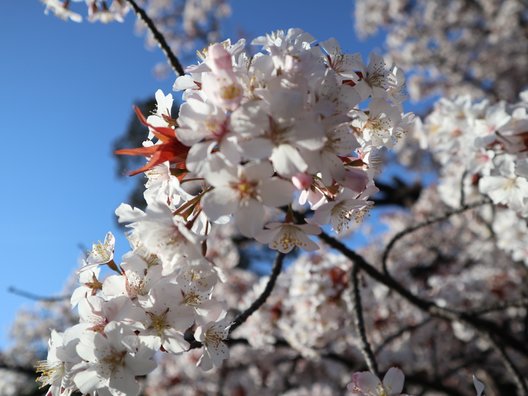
[0,1,387,347]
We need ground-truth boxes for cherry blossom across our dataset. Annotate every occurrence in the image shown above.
[349,367,408,396]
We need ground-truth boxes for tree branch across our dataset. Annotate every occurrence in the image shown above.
[8,286,69,302]
[350,265,379,376]
[381,199,490,274]
[185,252,286,350]
[318,231,528,357]
[124,0,185,77]
[374,318,433,355]
[469,298,528,316]
[229,252,286,334]
[0,359,36,376]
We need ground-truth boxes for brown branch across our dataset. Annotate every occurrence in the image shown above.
[124,0,185,76]
[350,265,379,376]
[469,298,528,316]
[374,318,433,355]
[373,177,422,208]
[0,359,36,376]
[8,286,69,302]
[229,252,286,334]
[381,199,490,274]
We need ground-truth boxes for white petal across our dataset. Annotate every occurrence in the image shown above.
[243,161,273,181]
[271,144,307,177]
[383,367,405,395]
[351,371,381,395]
[473,375,486,396]
[74,368,104,394]
[108,368,139,396]
[201,187,238,221]
[260,179,294,207]
[238,137,274,160]
[173,75,198,91]
[235,200,265,237]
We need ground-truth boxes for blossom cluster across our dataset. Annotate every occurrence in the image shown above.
[34,30,410,396]
[416,93,528,264]
[41,0,129,23]
[354,0,528,101]
[40,0,230,74]
[173,29,410,238]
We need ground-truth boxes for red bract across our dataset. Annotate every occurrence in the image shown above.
[115,106,189,177]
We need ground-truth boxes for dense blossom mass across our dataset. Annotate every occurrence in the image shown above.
[30,29,411,396]
[415,93,528,264]
[354,0,528,101]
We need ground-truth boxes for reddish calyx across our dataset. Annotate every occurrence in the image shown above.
[115,106,189,178]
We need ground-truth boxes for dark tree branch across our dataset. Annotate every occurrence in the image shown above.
[469,298,528,316]
[374,318,433,355]
[381,199,490,274]
[124,0,185,77]
[459,170,468,206]
[7,286,69,302]
[373,177,422,208]
[350,265,379,376]
[229,252,286,334]
[0,359,36,376]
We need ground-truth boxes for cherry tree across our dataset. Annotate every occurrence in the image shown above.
[1,1,528,395]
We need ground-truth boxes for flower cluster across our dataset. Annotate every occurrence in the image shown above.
[35,229,231,395]
[349,367,408,396]
[416,93,528,264]
[354,0,528,101]
[41,0,129,23]
[40,0,231,74]
[172,29,409,239]
[35,30,410,396]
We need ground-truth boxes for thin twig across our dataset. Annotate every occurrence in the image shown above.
[8,287,69,302]
[350,265,379,376]
[374,318,433,354]
[469,298,528,316]
[382,200,489,274]
[124,0,185,76]
[229,252,286,334]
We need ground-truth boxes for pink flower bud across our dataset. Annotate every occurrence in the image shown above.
[292,173,313,190]
[207,43,232,74]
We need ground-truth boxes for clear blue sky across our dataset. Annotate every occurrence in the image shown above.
[0,1,386,347]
